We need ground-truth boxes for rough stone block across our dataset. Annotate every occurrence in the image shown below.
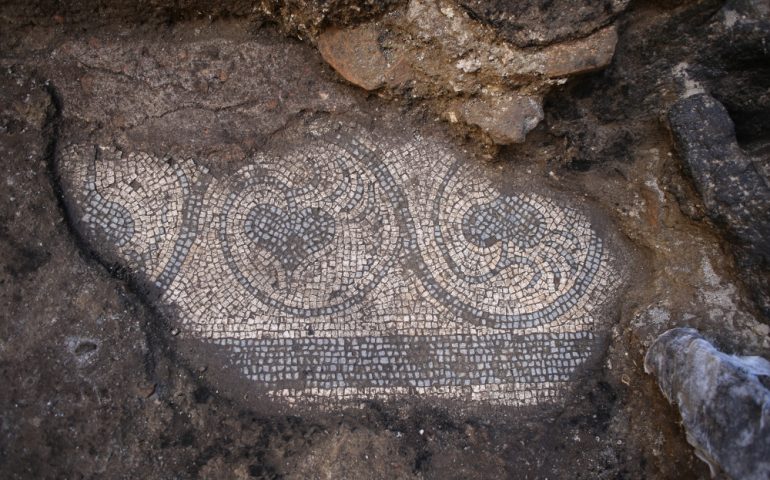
[669,93,770,317]
[645,328,770,480]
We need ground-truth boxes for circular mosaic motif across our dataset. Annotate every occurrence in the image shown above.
[215,141,401,316]
[413,160,604,329]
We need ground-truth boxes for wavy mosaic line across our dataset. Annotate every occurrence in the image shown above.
[58,122,619,407]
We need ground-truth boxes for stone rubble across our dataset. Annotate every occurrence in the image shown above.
[317,0,619,145]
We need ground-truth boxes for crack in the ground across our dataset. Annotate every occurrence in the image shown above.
[39,80,186,401]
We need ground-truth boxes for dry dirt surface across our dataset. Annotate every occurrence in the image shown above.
[1,0,768,479]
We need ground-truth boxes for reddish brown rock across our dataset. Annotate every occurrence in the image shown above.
[317,25,390,91]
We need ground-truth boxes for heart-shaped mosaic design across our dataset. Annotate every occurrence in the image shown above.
[245,204,336,273]
[462,196,545,249]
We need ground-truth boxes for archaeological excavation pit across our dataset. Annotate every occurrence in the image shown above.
[6,2,768,476]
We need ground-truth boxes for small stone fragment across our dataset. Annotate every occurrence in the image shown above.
[137,382,157,398]
[460,95,544,144]
[456,57,481,73]
[644,328,770,480]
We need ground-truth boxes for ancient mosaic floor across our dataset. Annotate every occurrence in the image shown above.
[58,121,620,408]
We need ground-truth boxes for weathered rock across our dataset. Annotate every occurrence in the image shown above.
[396,0,619,83]
[317,25,390,90]
[394,0,618,86]
[317,24,413,90]
[699,0,770,147]
[645,328,770,480]
[458,0,630,47]
[458,94,544,144]
[316,0,619,144]
[538,26,619,78]
[669,94,770,318]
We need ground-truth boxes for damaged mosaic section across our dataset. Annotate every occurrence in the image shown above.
[58,122,619,407]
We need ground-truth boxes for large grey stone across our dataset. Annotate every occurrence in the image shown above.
[645,328,770,480]
[669,94,770,318]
